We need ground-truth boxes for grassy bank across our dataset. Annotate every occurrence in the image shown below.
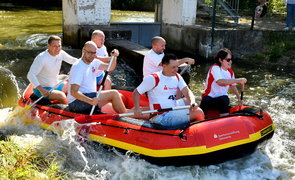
[0,134,67,180]
[240,31,295,70]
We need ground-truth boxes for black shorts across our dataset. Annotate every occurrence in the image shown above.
[200,95,230,114]
[69,92,100,114]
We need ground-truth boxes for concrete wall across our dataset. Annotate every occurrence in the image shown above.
[161,24,269,59]
[63,0,111,48]
[162,0,197,26]
[61,0,272,60]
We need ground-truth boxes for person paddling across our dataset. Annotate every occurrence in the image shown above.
[200,48,247,116]
[133,53,204,130]
[67,41,127,114]
[143,36,195,78]
[91,30,119,90]
[27,35,78,104]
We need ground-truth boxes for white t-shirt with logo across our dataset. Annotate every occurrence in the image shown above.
[137,71,187,110]
[202,64,235,98]
[143,49,164,77]
[67,59,102,103]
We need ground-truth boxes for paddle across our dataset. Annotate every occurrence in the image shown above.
[89,55,115,115]
[241,83,244,101]
[179,64,190,75]
[11,76,69,117]
[75,105,192,124]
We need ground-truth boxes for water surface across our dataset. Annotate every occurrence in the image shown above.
[0,8,294,180]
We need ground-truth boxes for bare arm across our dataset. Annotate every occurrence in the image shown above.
[230,85,243,105]
[181,87,202,114]
[70,84,98,106]
[96,57,111,63]
[132,89,142,116]
[177,58,195,66]
[97,57,117,71]
[216,78,247,86]
[181,86,196,106]
[96,49,119,63]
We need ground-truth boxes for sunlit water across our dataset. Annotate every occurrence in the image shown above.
[0,8,294,180]
[0,9,154,49]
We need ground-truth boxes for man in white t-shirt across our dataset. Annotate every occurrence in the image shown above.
[91,30,119,90]
[143,36,195,78]
[133,54,204,130]
[67,41,127,114]
[200,48,247,116]
[27,35,78,104]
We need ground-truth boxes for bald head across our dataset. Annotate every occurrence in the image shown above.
[91,30,105,39]
[91,30,105,48]
[82,41,97,64]
[84,41,97,50]
[151,36,166,54]
[151,36,165,45]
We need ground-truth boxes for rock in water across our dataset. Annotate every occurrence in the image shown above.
[0,66,19,108]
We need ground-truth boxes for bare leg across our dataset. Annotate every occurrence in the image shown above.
[181,97,205,121]
[97,90,127,113]
[98,77,112,90]
[62,81,68,94]
[189,107,205,122]
[103,78,112,90]
[48,90,67,104]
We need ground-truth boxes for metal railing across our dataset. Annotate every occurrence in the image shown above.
[216,0,240,24]
[210,0,240,49]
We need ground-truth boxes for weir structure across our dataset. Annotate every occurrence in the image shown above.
[62,0,290,62]
[62,0,196,49]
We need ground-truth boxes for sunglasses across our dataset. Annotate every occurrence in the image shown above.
[224,58,232,62]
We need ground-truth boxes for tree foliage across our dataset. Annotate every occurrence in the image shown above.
[237,0,286,14]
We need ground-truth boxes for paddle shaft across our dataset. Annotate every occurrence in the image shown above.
[179,64,190,75]
[118,105,192,117]
[90,55,115,115]
[75,105,192,123]
[241,83,244,101]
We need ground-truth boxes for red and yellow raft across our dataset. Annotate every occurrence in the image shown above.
[18,84,275,166]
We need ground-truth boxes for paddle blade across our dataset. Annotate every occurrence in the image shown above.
[9,105,32,118]
[74,114,118,124]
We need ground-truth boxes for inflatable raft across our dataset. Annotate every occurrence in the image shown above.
[17,84,275,166]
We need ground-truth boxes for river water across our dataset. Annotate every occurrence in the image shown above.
[0,9,294,180]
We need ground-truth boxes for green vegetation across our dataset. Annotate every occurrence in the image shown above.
[0,137,67,180]
[204,0,286,15]
[245,33,295,64]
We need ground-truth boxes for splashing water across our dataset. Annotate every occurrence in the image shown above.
[0,99,293,179]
